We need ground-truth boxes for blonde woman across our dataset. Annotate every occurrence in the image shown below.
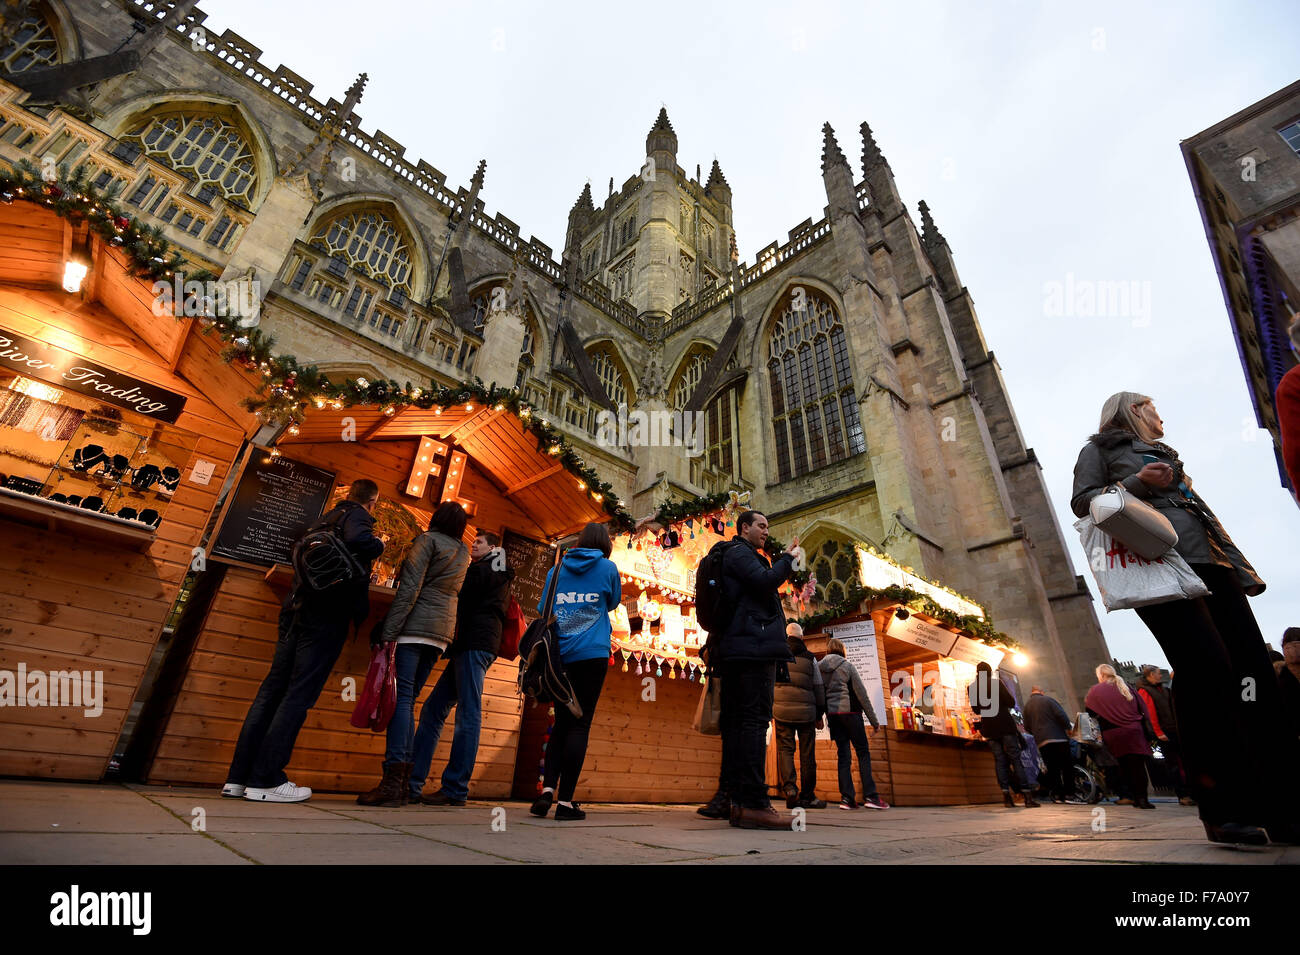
[1072,393,1295,846]
[1083,665,1153,809]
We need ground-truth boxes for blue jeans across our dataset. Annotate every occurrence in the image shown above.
[409,649,496,800]
[384,643,443,767]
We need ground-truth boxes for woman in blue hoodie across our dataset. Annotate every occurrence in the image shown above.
[530,523,622,821]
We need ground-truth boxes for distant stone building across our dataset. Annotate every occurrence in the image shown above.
[0,0,1110,708]
[1181,79,1300,493]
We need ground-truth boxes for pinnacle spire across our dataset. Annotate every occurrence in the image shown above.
[821,122,848,173]
[571,181,595,214]
[470,158,487,192]
[861,121,885,174]
[345,72,369,101]
[650,106,674,134]
[918,200,946,248]
[705,158,729,194]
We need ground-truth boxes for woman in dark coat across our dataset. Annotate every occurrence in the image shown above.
[1071,392,1297,846]
[1084,665,1153,809]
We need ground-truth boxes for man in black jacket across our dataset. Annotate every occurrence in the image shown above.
[970,661,1040,808]
[410,530,514,805]
[1022,686,1074,802]
[225,479,384,803]
[1136,664,1194,806]
[704,510,796,830]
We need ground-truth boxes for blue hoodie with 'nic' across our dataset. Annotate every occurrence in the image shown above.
[537,547,622,664]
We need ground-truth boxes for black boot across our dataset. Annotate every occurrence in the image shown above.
[698,790,731,819]
[1003,791,1016,808]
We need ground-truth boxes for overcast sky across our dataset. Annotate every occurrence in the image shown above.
[197,0,1299,669]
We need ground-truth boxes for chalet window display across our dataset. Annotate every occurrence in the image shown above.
[0,375,197,533]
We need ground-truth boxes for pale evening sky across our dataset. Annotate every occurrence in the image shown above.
[192,0,1299,671]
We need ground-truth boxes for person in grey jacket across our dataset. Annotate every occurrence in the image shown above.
[820,638,887,810]
[773,623,827,809]
[1022,687,1073,802]
[358,502,471,807]
[1072,392,1298,846]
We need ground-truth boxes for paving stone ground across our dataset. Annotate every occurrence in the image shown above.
[1,781,1296,865]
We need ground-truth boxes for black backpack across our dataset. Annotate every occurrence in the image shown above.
[292,506,365,594]
[517,548,583,719]
[694,539,742,635]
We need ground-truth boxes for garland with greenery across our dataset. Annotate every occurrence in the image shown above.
[653,492,731,526]
[1,163,636,532]
[1,160,215,283]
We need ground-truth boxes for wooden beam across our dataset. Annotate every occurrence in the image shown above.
[504,463,564,496]
[361,404,411,441]
[443,407,506,443]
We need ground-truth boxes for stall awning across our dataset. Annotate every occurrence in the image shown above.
[280,403,611,540]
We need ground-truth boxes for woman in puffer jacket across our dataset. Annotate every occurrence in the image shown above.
[819,638,886,810]
[1071,392,1297,847]
[358,502,470,806]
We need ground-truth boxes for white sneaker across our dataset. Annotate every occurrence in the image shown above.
[221,783,245,798]
[243,781,311,803]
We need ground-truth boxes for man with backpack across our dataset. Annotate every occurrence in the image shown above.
[697,509,797,830]
[224,479,385,803]
[409,530,515,805]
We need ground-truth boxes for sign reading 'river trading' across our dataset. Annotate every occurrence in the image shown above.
[0,325,188,423]
[211,455,336,566]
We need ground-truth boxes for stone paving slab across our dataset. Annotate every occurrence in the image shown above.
[1,782,1296,865]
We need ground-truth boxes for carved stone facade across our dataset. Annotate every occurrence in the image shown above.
[1,0,1110,709]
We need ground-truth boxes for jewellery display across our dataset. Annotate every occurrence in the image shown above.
[0,379,200,535]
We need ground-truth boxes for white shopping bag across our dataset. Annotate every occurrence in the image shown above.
[1075,518,1210,612]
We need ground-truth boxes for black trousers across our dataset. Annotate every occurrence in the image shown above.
[1118,753,1150,804]
[1038,741,1073,798]
[774,719,817,800]
[719,660,776,809]
[227,599,351,788]
[542,657,607,803]
[831,714,878,803]
[1159,734,1190,798]
[1135,563,1299,826]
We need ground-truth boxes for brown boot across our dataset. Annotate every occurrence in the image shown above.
[356,762,409,806]
[732,805,794,830]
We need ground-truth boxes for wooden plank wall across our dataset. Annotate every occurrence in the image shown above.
[0,288,249,780]
[147,435,526,795]
[147,565,524,796]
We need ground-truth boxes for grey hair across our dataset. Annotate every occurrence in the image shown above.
[1099,391,1158,442]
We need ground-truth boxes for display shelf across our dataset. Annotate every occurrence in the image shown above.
[0,486,156,549]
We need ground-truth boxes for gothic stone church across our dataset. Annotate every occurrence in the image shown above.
[1,0,1109,708]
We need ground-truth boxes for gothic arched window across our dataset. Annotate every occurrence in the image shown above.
[587,345,632,409]
[669,347,738,481]
[121,111,258,207]
[310,208,413,293]
[809,538,859,605]
[768,288,865,482]
[0,7,58,73]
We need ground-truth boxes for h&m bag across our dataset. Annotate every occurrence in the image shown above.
[691,675,722,736]
[292,506,365,594]
[350,640,398,732]
[1075,517,1209,612]
[516,547,582,719]
[1088,484,1177,560]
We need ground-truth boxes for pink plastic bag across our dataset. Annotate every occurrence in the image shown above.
[350,642,398,732]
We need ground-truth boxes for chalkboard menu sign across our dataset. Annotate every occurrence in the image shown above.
[210,454,336,566]
[502,530,555,620]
